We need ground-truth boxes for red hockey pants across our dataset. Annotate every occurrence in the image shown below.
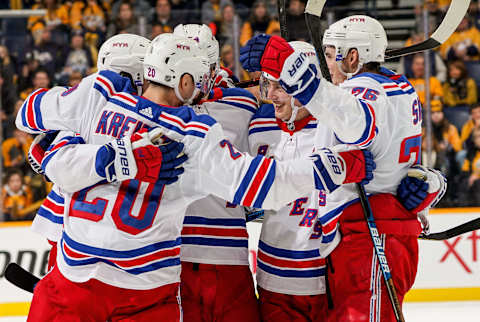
[180,261,260,322]
[258,287,328,322]
[28,265,181,322]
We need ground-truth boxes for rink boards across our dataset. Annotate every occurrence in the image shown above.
[1,209,480,317]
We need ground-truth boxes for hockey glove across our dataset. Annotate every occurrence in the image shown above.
[397,165,447,213]
[240,34,294,79]
[214,66,239,88]
[28,131,60,175]
[240,34,320,105]
[312,148,375,193]
[96,128,187,184]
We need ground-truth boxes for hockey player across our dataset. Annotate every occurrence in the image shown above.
[248,41,332,321]
[173,24,261,322]
[17,33,373,321]
[240,16,445,321]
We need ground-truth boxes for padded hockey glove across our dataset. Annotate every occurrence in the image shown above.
[96,128,187,184]
[214,67,238,88]
[28,131,59,175]
[312,148,375,193]
[240,34,294,79]
[240,34,320,105]
[397,165,447,213]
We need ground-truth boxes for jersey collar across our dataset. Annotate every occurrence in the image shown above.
[276,115,315,135]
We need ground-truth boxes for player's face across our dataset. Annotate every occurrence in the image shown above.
[265,79,293,120]
[324,46,347,85]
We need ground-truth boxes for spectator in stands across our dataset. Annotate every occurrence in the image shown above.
[20,69,50,100]
[28,0,70,46]
[148,0,184,36]
[239,0,280,46]
[422,100,462,175]
[69,71,83,87]
[398,32,447,82]
[0,46,17,86]
[3,100,24,139]
[460,103,480,152]
[111,0,151,21]
[24,27,65,78]
[220,43,248,80]
[443,60,478,107]
[1,169,33,221]
[150,22,167,39]
[212,3,240,47]
[440,16,480,61]
[63,31,94,79]
[458,127,480,206]
[0,61,18,117]
[286,0,310,41]
[2,128,33,175]
[408,53,444,107]
[107,1,141,38]
[70,0,107,49]
[201,0,233,25]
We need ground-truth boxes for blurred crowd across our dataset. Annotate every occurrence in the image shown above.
[1,0,480,221]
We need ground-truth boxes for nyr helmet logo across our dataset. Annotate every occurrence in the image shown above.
[288,52,307,77]
[349,17,365,22]
[112,42,128,47]
[176,44,190,50]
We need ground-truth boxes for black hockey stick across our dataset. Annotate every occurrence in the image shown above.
[277,0,289,40]
[385,0,470,59]
[4,262,40,293]
[419,217,480,240]
[304,1,405,320]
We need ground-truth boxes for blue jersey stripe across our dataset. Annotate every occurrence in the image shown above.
[252,161,276,208]
[320,198,360,225]
[37,207,63,224]
[33,91,47,131]
[248,127,281,135]
[183,216,246,227]
[63,232,181,258]
[258,261,325,278]
[61,244,181,275]
[181,237,248,248]
[386,88,415,96]
[216,99,256,114]
[336,100,374,146]
[258,240,320,259]
[321,231,337,244]
[233,156,262,204]
[48,190,65,204]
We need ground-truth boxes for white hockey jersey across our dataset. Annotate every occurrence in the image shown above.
[181,87,257,265]
[16,71,316,290]
[249,104,337,295]
[305,68,422,256]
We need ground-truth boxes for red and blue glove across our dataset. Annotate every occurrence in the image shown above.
[240,34,294,79]
[312,148,375,193]
[28,131,60,175]
[397,165,447,212]
[240,34,320,105]
[97,128,187,184]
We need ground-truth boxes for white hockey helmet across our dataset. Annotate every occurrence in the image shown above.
[323,15,387,66]
[97,34,150,94]
[144,33,211,104]
[173,24,220,75]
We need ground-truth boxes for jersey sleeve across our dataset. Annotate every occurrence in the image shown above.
[303,79,379,148]
[15,74,98,134]
[156,108,315,211]
[41,131,108,193]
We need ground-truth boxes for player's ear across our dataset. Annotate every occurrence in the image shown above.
[348,49,360,71]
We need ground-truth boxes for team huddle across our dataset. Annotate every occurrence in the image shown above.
[17,14,446,322]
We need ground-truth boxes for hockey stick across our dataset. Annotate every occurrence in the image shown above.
[419,217,480,240]
[304,1,405,321]
[4,262,40,293]
[235,78,260,88]
[277,0,289,40]
[385,0,470,59]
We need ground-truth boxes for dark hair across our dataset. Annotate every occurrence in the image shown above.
[469,103,480,113]
[5,168,24,184]
[448,60,467,80]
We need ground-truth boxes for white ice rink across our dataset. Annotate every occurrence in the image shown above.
[2,301,479,321]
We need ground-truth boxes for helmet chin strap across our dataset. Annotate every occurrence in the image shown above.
[174,85,198,105]
[285,97,299,131]
[337,60,363,79]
